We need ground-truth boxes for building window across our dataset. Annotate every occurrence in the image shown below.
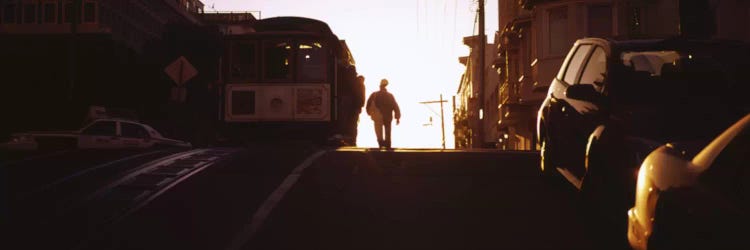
[3,4,17,24]
[588,5,612,37]
[23,3,35,24]
[628,7,643,36]
[548,6,568,56]
[43,2,56,23]
[63,1,73,23]
[83,1,95,23]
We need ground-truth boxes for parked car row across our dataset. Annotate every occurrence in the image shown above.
[1,118,191,151]
[537,37,750,249]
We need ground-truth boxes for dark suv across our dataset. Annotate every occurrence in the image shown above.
[537,38,750,219]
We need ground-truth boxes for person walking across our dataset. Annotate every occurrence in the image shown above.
[366,78,401,149]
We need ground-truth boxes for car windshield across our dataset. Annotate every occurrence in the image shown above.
[620,51,681,77]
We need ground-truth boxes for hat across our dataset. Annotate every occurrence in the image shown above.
[380,79,389,87]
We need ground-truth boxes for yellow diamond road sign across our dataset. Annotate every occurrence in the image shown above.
[164,56,198,86]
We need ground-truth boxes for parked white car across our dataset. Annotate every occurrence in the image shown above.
[1,119,191,150]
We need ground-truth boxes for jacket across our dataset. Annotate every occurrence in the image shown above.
[366,90,401,121]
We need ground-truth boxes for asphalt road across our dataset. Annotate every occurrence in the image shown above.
[2,145,632,250]
[247,149,608,250]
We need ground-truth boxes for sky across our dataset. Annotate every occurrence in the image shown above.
[206,0,498,148]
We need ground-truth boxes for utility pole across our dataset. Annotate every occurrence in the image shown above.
[420,94,448,149]
[477,0,486,148]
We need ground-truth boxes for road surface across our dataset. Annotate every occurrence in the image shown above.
[1,144,630,250]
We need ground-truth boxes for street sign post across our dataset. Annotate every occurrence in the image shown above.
[164,56,198,103]
[165,56,198,85]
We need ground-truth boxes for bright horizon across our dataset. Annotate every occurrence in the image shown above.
[207,0,498,148]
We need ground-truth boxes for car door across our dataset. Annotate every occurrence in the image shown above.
[120,122,151,148]
[546,44,593,178]
[78,120,120,149]
[566,46,609,178]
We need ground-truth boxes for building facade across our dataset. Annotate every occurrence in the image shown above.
[0,0,208,139]
[0,0,205,52]
[454,35,498,149]
[494,0,750,150]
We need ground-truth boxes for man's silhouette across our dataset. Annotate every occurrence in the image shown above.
[366,79,401,148]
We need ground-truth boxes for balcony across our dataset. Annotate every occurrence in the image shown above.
[497,103,534,129]
[499,81,519,105]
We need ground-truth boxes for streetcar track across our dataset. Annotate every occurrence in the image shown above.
[19,149,173,198]
[45,148,211,218]
[69,147,242,250]
[83,149,212,203]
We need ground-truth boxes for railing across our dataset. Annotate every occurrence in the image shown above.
[200,11,261,22]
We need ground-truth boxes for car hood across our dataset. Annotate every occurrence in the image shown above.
[641,145,701,191]
[643,136,722,189]
[663,140,711,161]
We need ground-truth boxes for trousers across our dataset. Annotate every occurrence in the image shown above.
[373,118,392,148]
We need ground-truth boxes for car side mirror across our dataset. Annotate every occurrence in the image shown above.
[565,84,600,102]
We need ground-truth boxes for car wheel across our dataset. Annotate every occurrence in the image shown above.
[540,139,561,186]
[540,140,551,173]
[581,153,631,249]
[581,140,621,216]
[580,152,604,229]
[583,143,634,249]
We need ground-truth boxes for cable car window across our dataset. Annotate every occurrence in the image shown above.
[297,41,326,82]
[263,40,293,81]
[231,41,257,82]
